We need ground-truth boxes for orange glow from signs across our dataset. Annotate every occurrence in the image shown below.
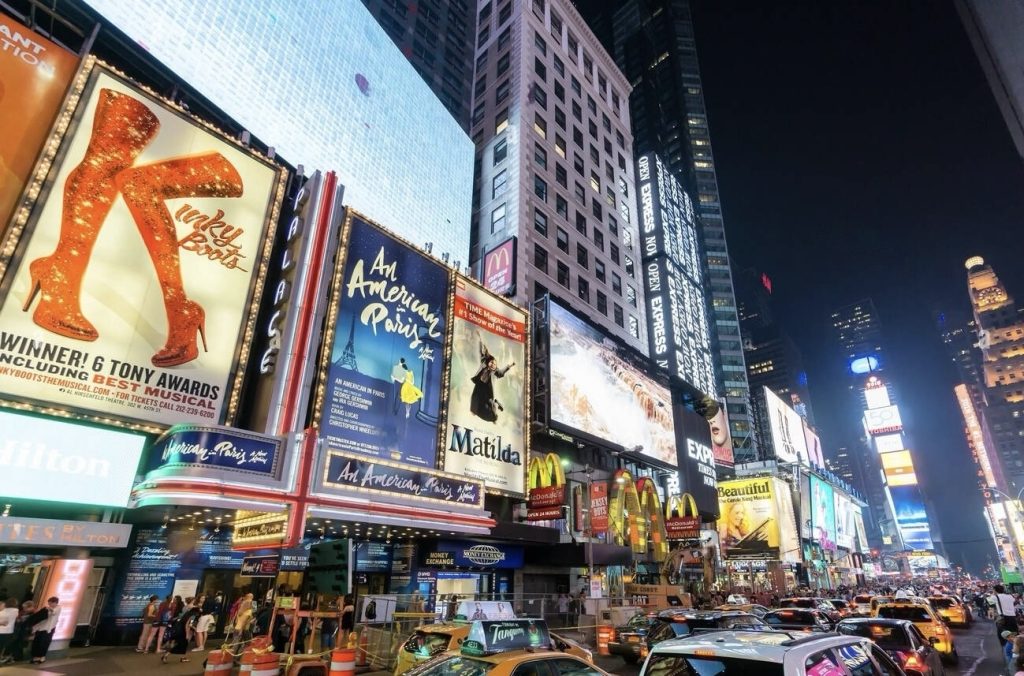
[41,558,94,641]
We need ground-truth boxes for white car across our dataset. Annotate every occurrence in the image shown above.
[725,594,749,604]
[639,630,908,676]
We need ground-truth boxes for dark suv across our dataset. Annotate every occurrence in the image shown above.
[611,609,768,664]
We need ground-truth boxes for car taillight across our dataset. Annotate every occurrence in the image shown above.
[902,652,924,670]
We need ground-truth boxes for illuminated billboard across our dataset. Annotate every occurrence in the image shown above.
[810,476,837,550]
[318,213,448,468]
[802,420,825,469]
[636,153,716,398]
[956,383,998,488]
[549,300,676,466]
[0,64,284,428]
[874,434,904,454]
[853,504,869,552]
[834,492,856,550]
[881,450,918,486]
[849,354,880,374]
[85,0,474,262]
[441,276,527,496]
[863,377,891,409]
[717,477,800,562]
[709,403,735,467]
[864,405,903,434]
[887,484,934,550]
[0,16,79,228]
[764,387,809,465]
[0,409,146,507]
[908,553,938,575]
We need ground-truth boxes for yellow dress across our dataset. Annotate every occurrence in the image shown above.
[400,370,423,404]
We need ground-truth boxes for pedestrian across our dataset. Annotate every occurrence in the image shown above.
[557,593,570,627]
[10,601,35,663]
[154,594,173,652]
[1004,631,1016,673]
[193,602,214,652]
[1016,652,1024,676]
[0,597,18,664]
[136,595,160,653]
[27,596,60,664]
[996,584,1019,643]
[340,594,355,643]
[160,605,191,664]
[321,597,339,651]
[228,593,255,650]
[182,598,201,649]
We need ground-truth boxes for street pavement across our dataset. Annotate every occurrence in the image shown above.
[0,619,1012,675]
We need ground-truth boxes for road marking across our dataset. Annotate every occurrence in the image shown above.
[960,636,989,676]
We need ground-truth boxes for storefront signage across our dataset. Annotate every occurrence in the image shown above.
[149,424,281,478]
[590,482,609,534]
[665,493,701,540]
[40,558,94,641]
[0,15,79,229]
[355,542,393,572]
[675,406,719,518]
[232,510,288,548]
[526,453,565,521]
[0,64,285,428]
[0,409,146,508]
[240,554,280,577]
[421,541,524,569]
[442,276,528,495]
[482,236,517,296]
[609,470,669,562]
[0,517,131,547]
[320,450,483,507]
[318,214,449,468]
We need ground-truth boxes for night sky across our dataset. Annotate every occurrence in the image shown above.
[690,0,1024,575]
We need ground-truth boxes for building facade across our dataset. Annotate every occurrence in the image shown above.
[574,0,756,461]
[360,0,476,132]
[469,0,649,354]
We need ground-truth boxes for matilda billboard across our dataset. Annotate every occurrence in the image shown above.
[0,63,284,428]
[441,276,527,495]
[317,213,449,468]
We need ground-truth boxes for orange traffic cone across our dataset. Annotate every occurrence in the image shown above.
[328,647,356,676]
[204,648,234,676]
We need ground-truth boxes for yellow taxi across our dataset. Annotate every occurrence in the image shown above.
[928,596,971,627]
[714,603,771,618]
[405,619,610,676]
[873,599,958,664]
[395,620,593,674]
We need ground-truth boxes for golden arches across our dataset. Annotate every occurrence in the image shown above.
[609,470,670,562]
[528,453,565,489]
[665,493,699,520]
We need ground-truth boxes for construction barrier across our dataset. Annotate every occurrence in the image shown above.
[328,647,356,676]
[204,648,234,675]
[285,655,329,676]
[354,630,369,667]
[241,650,280,676]
[596,625,614,656]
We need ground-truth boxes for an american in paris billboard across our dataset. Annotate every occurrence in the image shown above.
[0,64,284,428]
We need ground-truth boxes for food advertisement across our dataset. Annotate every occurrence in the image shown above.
[0,66,283,428]
[549,300,676,466]
[441,276,526,495]
[320,214,449,468]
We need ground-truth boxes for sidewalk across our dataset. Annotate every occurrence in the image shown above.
[1,645,209,675]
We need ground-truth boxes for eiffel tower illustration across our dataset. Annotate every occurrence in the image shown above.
[335,315,358,370]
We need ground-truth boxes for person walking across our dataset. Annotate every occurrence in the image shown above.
[27,597,60,664]
[160,604,192,664]
[557,594,570,627]
[136,595,160,653]
[153,594,173,653]
[228,593,255,650]
[0,597,18,664]
[996,585,1019,644]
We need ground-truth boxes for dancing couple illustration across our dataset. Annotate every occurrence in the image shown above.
[21,86,246,367]
[390,357,424,418]
[469,336,514,423]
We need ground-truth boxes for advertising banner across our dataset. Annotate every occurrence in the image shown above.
[675,405,719,518]
[482,237,516,296]
[442,276,526,494]
[717,477,798,561]
[853,504,869,552]
[147,424,282,481]
[421,541,524,569]
[320,214,448,468]
[908,554,938,575]
[864,405,903,434]
[801,420,825,470]
[764,387,808,465]
[39,559,94,641]
[590,482,609,534]
[0,408,146,507]
[549,300,676,466]
[526,453,565,521]
[880,450,918,486]
[888,484,934,550]
[709,403,734,467]
[0,16,79,228]
[240,554,280,577]
[317,449,483,508]
[0,517,131,548]
[834,493,855,550]
[0,65,283,428]
[355,542,393,572]
[810,476,837,550]
[874,433,904,454]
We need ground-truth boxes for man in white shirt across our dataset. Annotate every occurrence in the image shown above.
[0,597,19,664]
[994,584,1018,644]
[29,597,61,664]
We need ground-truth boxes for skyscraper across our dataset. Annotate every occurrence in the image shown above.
[955,0,1024,161]
[965,257,1024,489]
[360,0,476,132]
[574,0,756,461]
[468,0,649,355]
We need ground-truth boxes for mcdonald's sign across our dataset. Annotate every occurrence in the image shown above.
[483,237,516,296]
[609,470,669,562]
[527,453,566,521]
[665,493,701,540]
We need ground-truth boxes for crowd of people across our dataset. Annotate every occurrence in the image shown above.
[0,596,61,665]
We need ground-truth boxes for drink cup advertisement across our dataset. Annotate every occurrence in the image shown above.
[0,64,283,428]
[320,213,449,468]
[441,276,526,495]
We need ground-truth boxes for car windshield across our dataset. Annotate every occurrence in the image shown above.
[829,601,846,609]
[878,606,932,622]
[930,598,955,609]
[626,614,653,629]
[837,623,911,649]
[644,654,784,676]
[764,612,814,626]
[404,632,454,656]
[414,656,494,676]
